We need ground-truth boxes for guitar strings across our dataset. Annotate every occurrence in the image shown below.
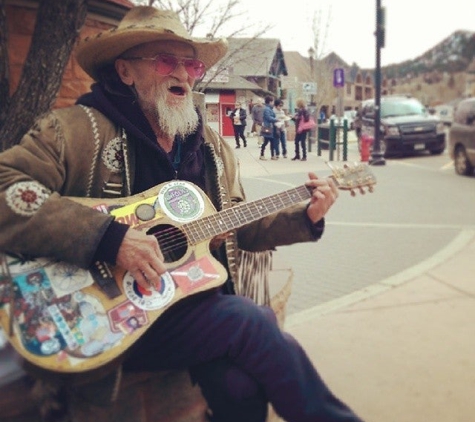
[151,227,188,254]
[145,187,317,256]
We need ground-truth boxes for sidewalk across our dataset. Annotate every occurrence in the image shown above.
[230,135,475,422]
[229,133,360,177]
[286,229,475,422]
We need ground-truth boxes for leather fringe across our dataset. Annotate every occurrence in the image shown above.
[235,250,273,306]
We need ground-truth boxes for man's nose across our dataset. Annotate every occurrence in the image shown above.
[172,61,191,81]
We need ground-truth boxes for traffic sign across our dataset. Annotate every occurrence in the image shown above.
[302,82,317,94]
[333,68,345,88]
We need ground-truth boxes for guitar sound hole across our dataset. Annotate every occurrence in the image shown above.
[147,224,188,263]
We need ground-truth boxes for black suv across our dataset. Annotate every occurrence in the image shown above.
[357,96,446,157]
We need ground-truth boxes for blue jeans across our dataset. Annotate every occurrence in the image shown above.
[275,129,287,157]
[260,136,275,157]
[123,290,364,422]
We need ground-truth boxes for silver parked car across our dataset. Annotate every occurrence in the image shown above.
[449,97,475,176]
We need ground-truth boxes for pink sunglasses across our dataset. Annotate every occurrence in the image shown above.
[122,53,206,79]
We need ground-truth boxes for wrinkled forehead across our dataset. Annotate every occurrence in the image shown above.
[122,40,196,58]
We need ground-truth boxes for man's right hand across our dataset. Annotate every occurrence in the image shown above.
[115,228,167,291]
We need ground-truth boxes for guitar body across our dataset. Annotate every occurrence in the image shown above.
[0,180,228,373]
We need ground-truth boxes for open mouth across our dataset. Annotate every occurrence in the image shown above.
[169,86,186,96]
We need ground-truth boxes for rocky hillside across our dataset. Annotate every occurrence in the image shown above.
[382,30,475,79]
[368,31,475,105]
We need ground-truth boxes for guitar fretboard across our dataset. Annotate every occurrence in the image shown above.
[183,185,312,244]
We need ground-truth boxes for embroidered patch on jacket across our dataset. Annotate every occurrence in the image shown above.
[102,137,124,172]
[6,181,51,217]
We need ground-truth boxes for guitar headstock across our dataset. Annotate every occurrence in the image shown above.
[326,161,377,196]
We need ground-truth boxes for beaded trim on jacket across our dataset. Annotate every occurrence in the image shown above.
[79,105,131,197]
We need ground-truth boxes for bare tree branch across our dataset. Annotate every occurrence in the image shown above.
[134,0,270,40]
[309,6,334,114]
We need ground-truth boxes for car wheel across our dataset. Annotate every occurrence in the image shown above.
[454,145,474,176]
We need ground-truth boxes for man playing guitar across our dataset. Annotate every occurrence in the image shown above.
[0,6,364,422]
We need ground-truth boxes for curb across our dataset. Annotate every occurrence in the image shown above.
[285,229,475,328]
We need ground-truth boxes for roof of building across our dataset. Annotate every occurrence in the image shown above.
[200,74,264,91]
[224,38,287,77]
[282,51,312,82]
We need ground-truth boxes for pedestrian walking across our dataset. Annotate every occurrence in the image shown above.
[273,98,288,158]
[259,95,279,160]
[292,98,313,161]
[251,97,265,146]
[229,101,247,148]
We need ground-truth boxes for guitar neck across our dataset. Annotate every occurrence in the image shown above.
[183,185,312,244]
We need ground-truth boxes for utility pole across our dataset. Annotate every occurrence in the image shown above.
[370,0,386,165]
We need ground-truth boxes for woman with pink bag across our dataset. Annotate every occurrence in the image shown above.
[291,98,316,161]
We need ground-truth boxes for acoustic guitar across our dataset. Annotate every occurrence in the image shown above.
[0,162,376,373]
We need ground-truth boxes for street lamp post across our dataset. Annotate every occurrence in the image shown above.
[370,0,386,165]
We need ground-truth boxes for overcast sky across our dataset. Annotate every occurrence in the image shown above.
[211,0,475,68]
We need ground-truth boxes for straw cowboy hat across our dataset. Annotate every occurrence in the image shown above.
[76,6,228,80]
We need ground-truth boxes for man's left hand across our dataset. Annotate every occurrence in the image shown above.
[305,172,339,223]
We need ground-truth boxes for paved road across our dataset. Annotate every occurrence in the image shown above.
[229,134,475,316]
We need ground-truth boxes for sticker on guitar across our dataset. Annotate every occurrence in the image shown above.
[123,271,175,311]
[157,180,205,222]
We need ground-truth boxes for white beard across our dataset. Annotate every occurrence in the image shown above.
[139,82,199,139]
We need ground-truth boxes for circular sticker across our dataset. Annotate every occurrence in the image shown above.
[135,203,156,221]
[123,272,175,311]
[157,181,205,223]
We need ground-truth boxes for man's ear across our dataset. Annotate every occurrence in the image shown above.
[115,59,134,86]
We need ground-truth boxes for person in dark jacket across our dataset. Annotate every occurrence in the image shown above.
[229,101,247,148]
[259,95,279,160]
[292,98,311,161]
[251,97,265,145]
[0,7,364,422]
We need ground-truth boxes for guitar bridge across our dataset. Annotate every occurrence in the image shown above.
[90,261,121,299]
